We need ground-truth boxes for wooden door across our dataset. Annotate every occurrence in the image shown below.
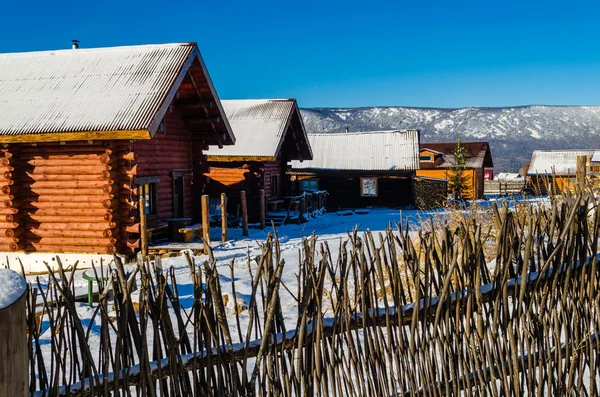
[173,176,184,218]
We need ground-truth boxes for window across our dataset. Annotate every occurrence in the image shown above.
[420,155,433,161]
[360,177,378,197]
[270,175,279,196]
[142,183,158,215]
[300,179,319,191]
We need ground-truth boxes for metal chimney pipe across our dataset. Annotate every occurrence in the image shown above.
[71,40,80,49]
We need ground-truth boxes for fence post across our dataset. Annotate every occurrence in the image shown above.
[259,189,266,229]
[240,190,249,236]
[577,155,587,191]
[139,186,148,257]
[221,193,227,243]
[0,269,28,397]
[201,195,210,254]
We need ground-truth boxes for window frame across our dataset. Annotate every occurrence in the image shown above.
[360,177,378,197]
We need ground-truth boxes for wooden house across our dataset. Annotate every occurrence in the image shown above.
[204,99,312,219]
[0,43,235,271]
[289,130,420,209]
[416,142,493,199]
[527,150,597,193]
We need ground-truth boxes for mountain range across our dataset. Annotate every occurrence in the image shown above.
[299,105,600,172]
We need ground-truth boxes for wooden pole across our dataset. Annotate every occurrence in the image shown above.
[221,193,227,242]
[259,189,266,229]
[241,190,249,237]
[139,186,148,257]
[0,269,27,397]
[202,195,210,254]
[576,155,587,191]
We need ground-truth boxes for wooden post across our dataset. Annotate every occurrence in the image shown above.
[576,155,587,191]
[221,193,227,242]
[201,195,210,254]
[259,189,266,229]
[139,186,148,257]
[0,269,27,397]
[240,190,249,237]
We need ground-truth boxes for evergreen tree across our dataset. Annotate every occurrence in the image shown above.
[448,136,468,200]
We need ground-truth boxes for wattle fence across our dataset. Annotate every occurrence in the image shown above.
[16,191,600,396]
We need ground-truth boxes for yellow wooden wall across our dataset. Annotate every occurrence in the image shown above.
[416,169,478,199]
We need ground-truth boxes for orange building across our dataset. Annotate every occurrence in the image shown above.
[416,142,493,199]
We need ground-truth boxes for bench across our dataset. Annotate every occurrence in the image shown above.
[268,199,284,211]
[147,224,168,241]
[178,224,203,242]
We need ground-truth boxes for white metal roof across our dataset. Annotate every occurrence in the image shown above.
[290,130,420,172]
[0,43,221,137]
[528,150,598,176]
[206,99,310,159]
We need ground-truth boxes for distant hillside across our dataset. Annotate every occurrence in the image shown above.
[299,105,600,172]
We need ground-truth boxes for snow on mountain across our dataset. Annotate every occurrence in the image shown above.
[300,105,600,171]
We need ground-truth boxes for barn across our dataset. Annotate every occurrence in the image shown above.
[416,142,493,199]
[0,43,234,271]
[289,130,420,209]
[204,99,312,220]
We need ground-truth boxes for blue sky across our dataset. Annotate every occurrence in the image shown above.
[2,0,599,108]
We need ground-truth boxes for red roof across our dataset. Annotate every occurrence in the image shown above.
[420,142,493,169]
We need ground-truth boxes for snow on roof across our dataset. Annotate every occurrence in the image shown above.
[0,268,26,310]
[290,130,420,172]
[528,150,598,176]
[0,43,226,138]
[206,99,311,159]
[592,151,600,163]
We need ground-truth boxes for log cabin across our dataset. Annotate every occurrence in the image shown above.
[416,142,493,199]
[0,43,235,272]
[527,149,597,194]
[289,130,420,209]
[204,99,312,220]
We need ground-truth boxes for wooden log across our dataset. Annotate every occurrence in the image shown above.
[26,243,116,254]
[24,208,112,217]
[21,195,112,203]
[0,208,19,215]
[4,228,22,238]
[25,230,108,238]
[0,270,27,397]
[23,200,112,210]
[26,215,113,223]
[25,153,110,162]
[241,190,249,237]
[577,155,587,191]
[0,222,20,229]
[201,195,210,254]
[20,180,114,189]
[260,189,266,229]
[22,165,111,175]
[22,188,114,197]
[4,214,22,223]
[221,193,227,242]
[23,157,110,166]
[0,237,19,244]
[3,200,18,209]
[27,237,116,246]
[0,185,18,195]
[19,146,110,154]
[25,222,115,231]
[139,193,148,256]
[19,173,111,182]
[127,239,140,249]
[123,223,140,233]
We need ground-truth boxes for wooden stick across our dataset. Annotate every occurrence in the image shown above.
[241,190,249,237]
[138,187,148,257]
[260,189,265,229]
[202,195,210,254]
[221,193,227,243]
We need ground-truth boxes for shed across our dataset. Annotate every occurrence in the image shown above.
[204,99,312,219]
[289,130,420,209]
[416,141,493,199]
[0,43,234,271]
[527,150,598,193]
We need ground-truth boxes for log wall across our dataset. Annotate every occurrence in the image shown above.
[263,161,286,199]
[133,108,196,227]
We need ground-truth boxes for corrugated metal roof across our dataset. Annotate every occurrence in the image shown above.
[206,99,309,158]
[528,150,598,176]
[420,142,493,169]
[0,43,200,136]
[290,130,420,172]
